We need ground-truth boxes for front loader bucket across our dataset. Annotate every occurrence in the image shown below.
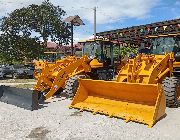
[0,86,39,111]
[70,79,166,128]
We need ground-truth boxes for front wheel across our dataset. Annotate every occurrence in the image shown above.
[162,77,180,108]
[63,75,87,98]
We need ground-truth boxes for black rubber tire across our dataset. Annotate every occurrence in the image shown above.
[162,77,180,108]
[28,75,34,79]
[37,89,49,103]
[38,93,46,103]
[63,75,86,98]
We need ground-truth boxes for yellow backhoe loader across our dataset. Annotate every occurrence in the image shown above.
[70,36,180,127]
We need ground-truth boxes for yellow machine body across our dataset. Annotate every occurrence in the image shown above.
[70,53,174,127]
[33,56,76,79]
[117,53,173,84]
[34,56,92,100]
[33,51,71,79]
[89,59,103,68]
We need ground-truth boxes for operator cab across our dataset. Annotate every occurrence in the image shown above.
[79,39,121,80]
[42,52,64,62]
[150,37,180,61]
[138,36,180,62]
[138,42,151,54]
[81,39,121,66]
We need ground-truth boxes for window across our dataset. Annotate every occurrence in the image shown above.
[151,37,175,54]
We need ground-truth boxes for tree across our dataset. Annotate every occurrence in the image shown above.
[113,44,138,59]
[120,46,138,58]
[0,0,71,63]
[0,34,44,63]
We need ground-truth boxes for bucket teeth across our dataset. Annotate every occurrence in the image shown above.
[125,117,131,123]
[68,105,73,109]
[93,111,97,115]
[148,123,153,128]
[108,113,113,118]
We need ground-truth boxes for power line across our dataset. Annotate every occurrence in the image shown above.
[59,5,93,10]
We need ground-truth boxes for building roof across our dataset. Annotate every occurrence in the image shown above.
[97,18,180,43]
[46,42,82,51]
[64,15,85,26]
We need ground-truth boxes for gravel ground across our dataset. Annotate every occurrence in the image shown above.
[0,96,180,140]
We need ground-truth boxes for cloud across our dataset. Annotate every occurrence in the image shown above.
[0,0,159,24]
[0,0,160,41]
[175,0,180,5]
[51,0,159,24]
[73,32,91,43]
[0,0,43,17]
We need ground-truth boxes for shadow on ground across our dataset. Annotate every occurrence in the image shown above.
[26,126,50,140]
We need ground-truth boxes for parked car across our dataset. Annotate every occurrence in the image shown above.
[12,65,35,79]
[0,65,14,78]
[0,64,35,79]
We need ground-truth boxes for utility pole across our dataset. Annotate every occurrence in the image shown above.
[70,22,74,55]
[94,6,96,41]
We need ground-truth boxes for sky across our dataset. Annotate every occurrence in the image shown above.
[0,0,180,43]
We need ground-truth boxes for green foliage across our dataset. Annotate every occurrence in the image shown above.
[0,34,44,63]
[113,46,120,57]
[75,51,82,57]
[120,46,138,57]
[113,45,138,58]
[0,0,70,63]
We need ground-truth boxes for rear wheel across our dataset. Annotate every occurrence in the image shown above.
[162,77,180,107]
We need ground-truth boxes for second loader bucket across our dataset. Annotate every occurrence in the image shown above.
[70,79,166,128]
[0,86,39,111]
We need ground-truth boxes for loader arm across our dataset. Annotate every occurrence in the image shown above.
[147,53,173,84]
[34,58,77,91]
[34,56,91,100]
[116,54,141,82]
[34,56,77,79]
[117,53,173,84]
